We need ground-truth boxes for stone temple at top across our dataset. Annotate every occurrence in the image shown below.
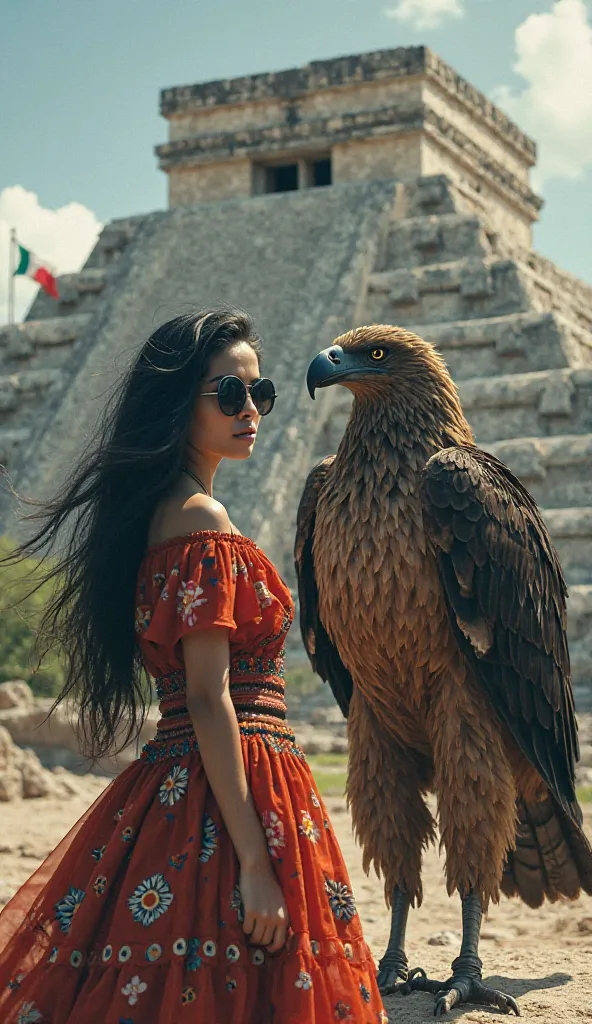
[1,47,591,700]
[156,47,539,248]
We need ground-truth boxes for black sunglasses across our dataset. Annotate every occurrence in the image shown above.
[200,375,276,417]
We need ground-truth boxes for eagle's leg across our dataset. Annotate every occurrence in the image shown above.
[406,664,521,1015]
[346,689,435,995]
[407,890,520,1017]
[376,885,410,993]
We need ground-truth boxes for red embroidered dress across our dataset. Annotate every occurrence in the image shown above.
[0,532,386,1024]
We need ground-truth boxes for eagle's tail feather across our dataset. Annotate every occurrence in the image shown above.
[501,794,592,908]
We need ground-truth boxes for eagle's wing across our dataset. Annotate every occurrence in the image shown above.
[294,456,354,717]
[420,444,579,815]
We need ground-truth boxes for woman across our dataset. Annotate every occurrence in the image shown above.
[0,309,387,1023]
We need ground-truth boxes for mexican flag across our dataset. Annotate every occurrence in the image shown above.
[13,243,59,300]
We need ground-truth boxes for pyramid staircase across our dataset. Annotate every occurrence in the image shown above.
[0,218,140,473]
[319,177,592,706]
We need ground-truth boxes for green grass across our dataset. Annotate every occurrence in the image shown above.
[310,770,348,797]
[307,752,348,796]
[308,752,348,767]
[577,786,592,804]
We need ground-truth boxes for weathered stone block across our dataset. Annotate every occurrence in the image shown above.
[412,219,442,251]
[389,270,419,305]
[539,375,575,417]
[460,261,494,299]
[495,326,525,357]
[0,378,18,413]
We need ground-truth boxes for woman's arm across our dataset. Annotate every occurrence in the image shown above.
[175,496,288,951]
[183,626,289,952]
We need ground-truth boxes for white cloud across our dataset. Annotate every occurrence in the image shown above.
[0,186,102,324]
[494,0,592,185]
[384,0,464,29]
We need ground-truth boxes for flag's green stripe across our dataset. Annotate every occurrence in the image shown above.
[14,245,30,276]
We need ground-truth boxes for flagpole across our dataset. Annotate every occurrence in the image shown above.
[8,227,16,324]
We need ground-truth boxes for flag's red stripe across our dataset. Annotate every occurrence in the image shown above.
[33,267,59,300]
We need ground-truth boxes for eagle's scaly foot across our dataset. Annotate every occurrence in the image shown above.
[377,886,412,994]
[376,947,408,995]
[406,967,520,1017]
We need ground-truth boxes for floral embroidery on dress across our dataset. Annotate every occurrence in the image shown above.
[254,578,273,609]
[377,1012,389,1023]
[186,937,202,971]
[226,975,237,991]
[325,879,358,922]
[127,873,173,926]
[299,810,320,844]
[145,943,162,962]
[135,606,151,634]
[153,572,166,588]
[295,971,312,990]
[176,579,208,626]
[159,765,189,806]
[310,789,321,808]
[262,809,285,859]
[16,1002,43,1024]
[334,1002,353,1021]
[230,884,245,923]
[54,885,85,934]
[181,986,196,1004]
[93,875,107,895]
[199,814,219,862]
[121,975,147,1006]
[360,983,371,1002]
[91,845,106,861]
[169,852,188,870]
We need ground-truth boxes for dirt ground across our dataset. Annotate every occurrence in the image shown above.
[1,781,591,1021]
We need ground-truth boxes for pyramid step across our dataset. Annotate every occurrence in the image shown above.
[0,314,91,361]
[366,257,530,326]
[543,508,592,585]
[488,433,592,508]
[567,585,592,704]
[0,427,31,467]
[376,213,490,272]
[0,369,64,417]
[460,368,592,444]
[410,312,589,379]
[516,248,592,339]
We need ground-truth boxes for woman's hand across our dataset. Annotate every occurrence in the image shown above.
[239,861,289,953]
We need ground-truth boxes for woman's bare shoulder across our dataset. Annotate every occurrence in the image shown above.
[148,494,232,545]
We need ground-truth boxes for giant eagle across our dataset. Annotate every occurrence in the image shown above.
[295,325,592,1017]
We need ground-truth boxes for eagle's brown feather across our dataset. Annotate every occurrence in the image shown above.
[420,445,579,816]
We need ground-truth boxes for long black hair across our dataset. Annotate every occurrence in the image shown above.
[1,308,262,760]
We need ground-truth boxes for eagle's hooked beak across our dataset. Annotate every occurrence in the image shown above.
[306,345,385,399]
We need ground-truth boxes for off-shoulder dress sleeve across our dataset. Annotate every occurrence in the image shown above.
[140,536,252,647]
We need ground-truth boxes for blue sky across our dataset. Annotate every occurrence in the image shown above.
[1,0,591,320]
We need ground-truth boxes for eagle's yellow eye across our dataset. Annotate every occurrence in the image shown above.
[370,348,385,361]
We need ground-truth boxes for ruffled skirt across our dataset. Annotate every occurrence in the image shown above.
[0,722,387,1023]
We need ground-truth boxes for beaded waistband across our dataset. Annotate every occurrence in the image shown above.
[140,719,304,763]
[154,663,287,723]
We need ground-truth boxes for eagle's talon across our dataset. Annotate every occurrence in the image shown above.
[376,948,409,995]
[429,975,520,1017]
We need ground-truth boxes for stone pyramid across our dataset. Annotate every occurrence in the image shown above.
[0,47,590,702]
